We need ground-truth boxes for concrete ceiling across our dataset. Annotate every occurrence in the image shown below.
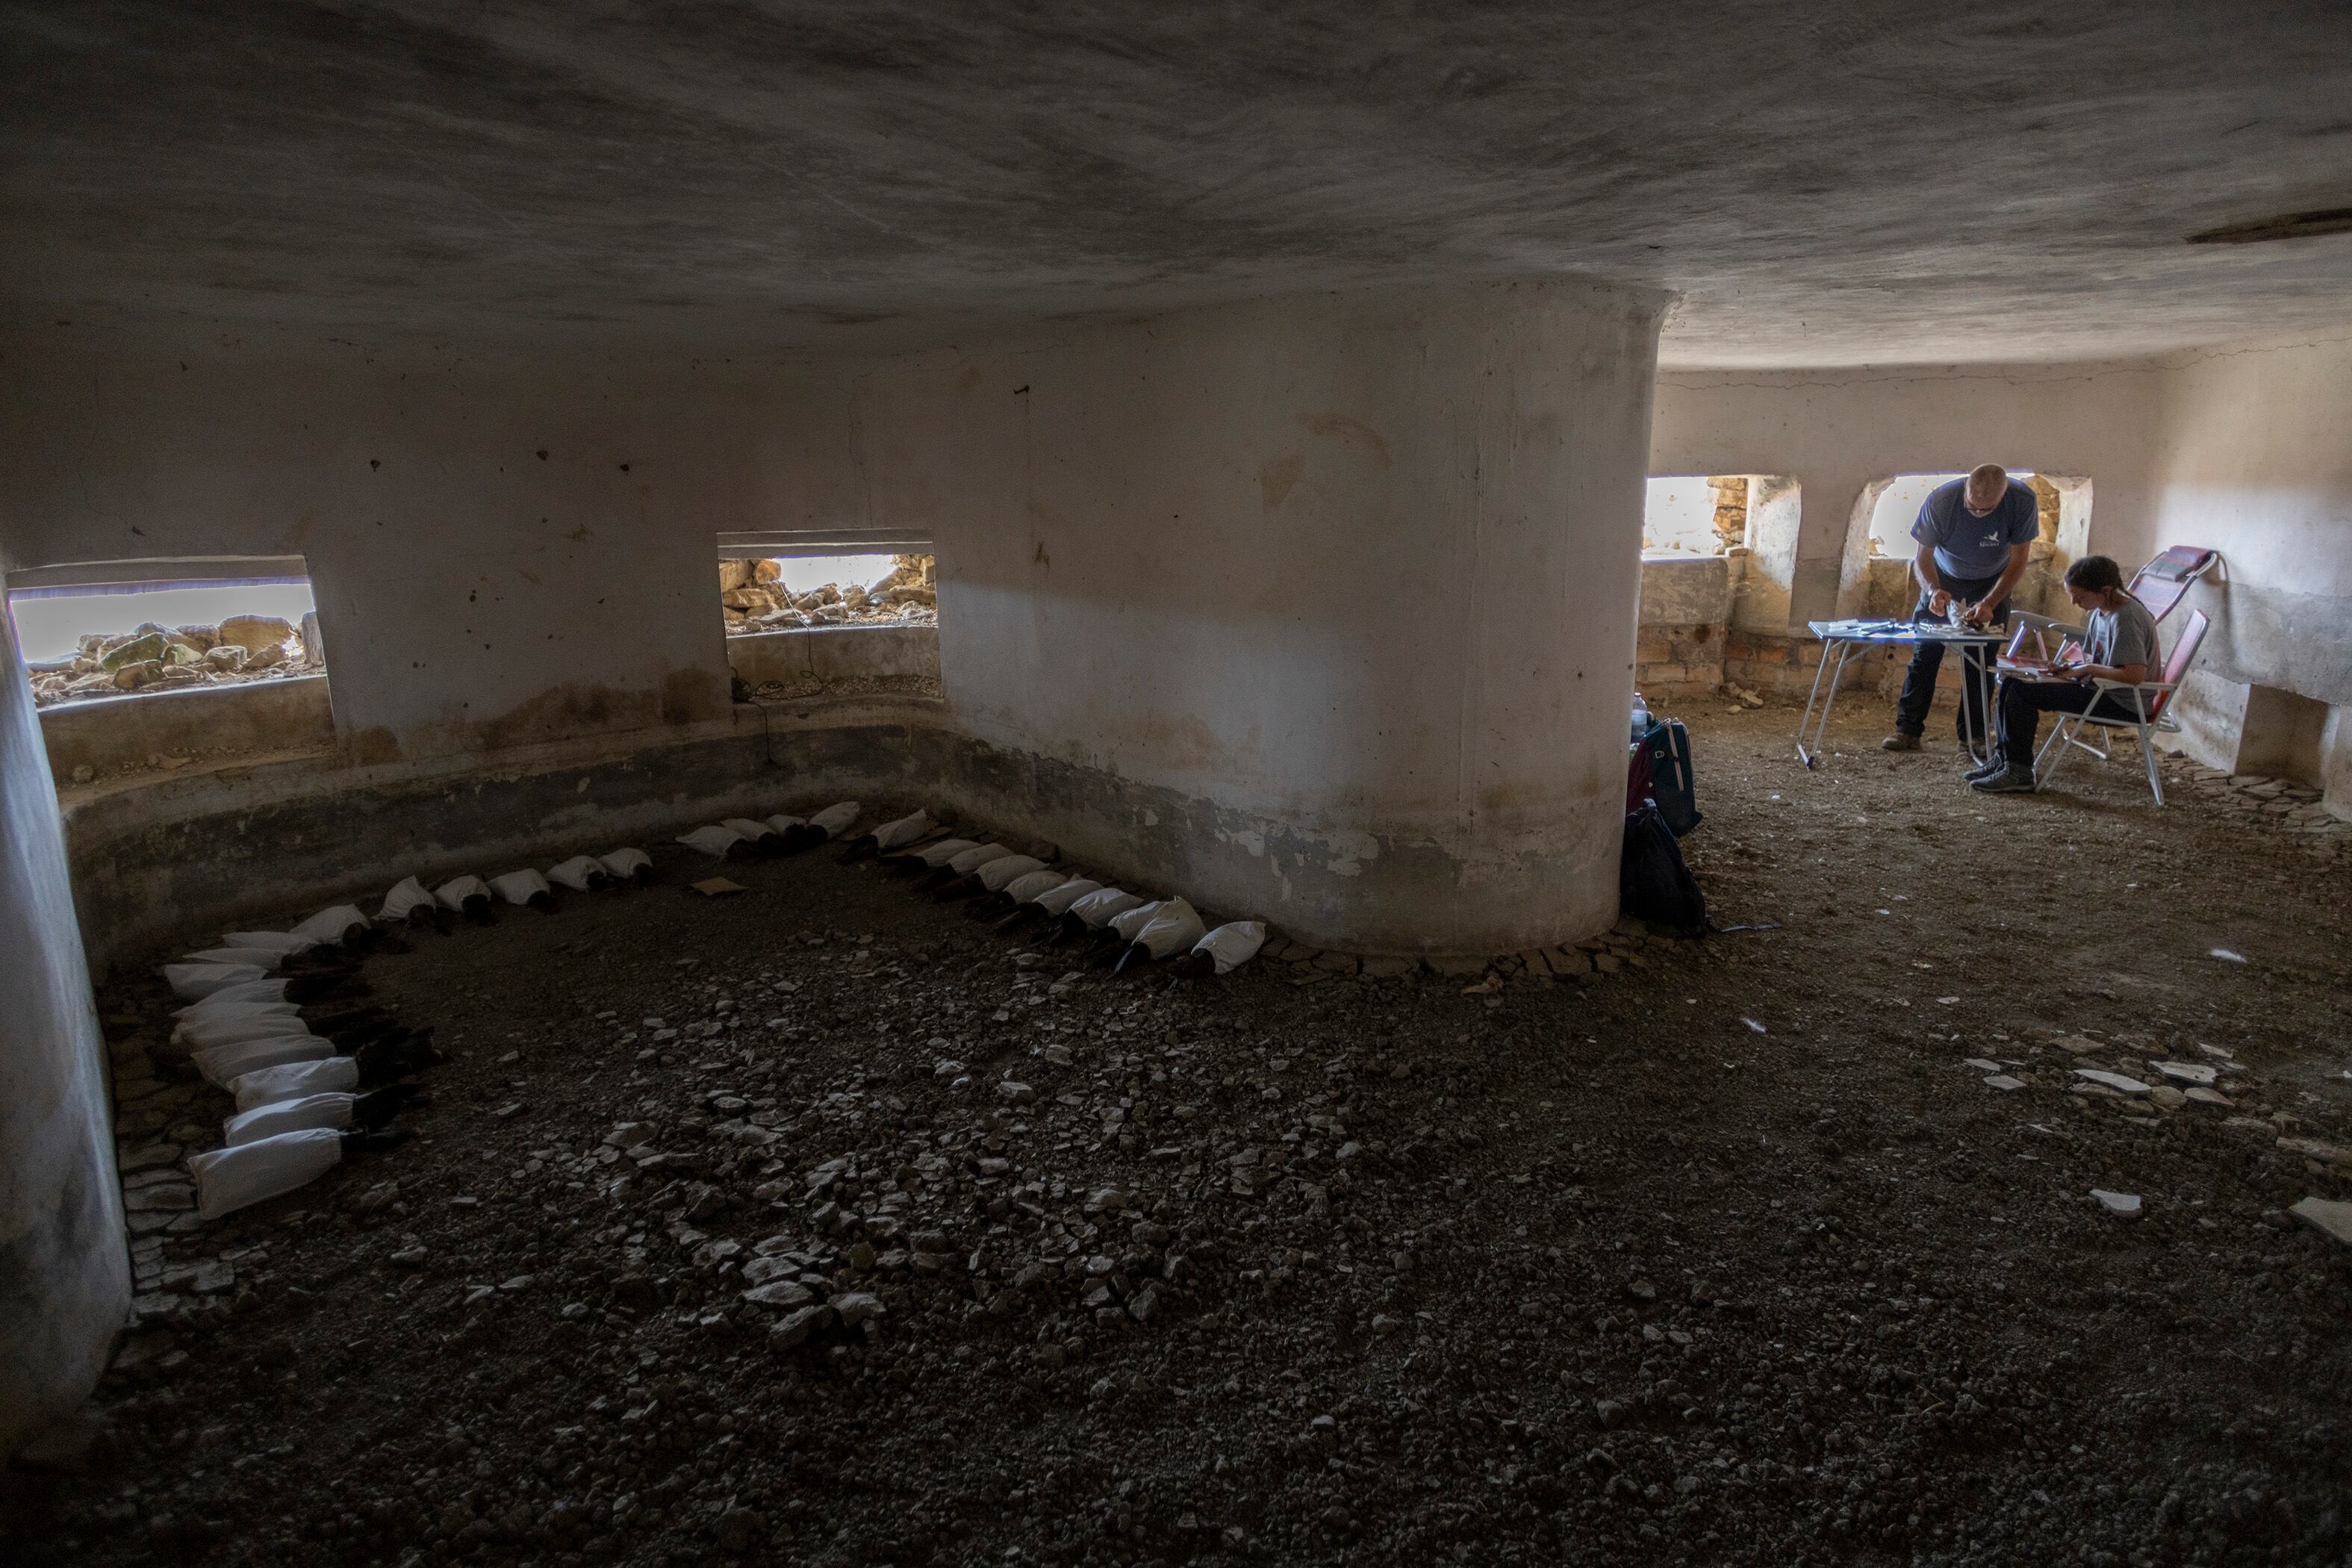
[6,1,2352,367]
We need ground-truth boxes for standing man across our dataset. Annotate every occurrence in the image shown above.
[1881,464,2039,753]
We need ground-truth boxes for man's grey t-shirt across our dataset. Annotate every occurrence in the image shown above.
[1911,479,2039,579]
[2086,594,2163,682]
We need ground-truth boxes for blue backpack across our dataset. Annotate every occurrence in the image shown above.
[1637,718,1703,838]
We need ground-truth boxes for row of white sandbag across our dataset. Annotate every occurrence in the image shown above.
[675,800,861,859]
[379,847,653,923]
[860,809,1266,977]
[161,901,376,1002]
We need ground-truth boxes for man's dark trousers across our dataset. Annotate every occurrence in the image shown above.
[1893,571,2009,743]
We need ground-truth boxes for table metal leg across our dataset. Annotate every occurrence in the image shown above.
[1795,641,1852,768]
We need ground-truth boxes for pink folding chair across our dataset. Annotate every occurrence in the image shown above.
[2033,609,2209,806]
[2012,546,2218,647]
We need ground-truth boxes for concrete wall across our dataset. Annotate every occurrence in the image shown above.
[2136,334,2352,813]
[0,596,129,1453]
[1650,362,2165,629]
[727,625,941,690]
[782,280,1666,953]
[4,279,1666,956]
[40,674,335,782]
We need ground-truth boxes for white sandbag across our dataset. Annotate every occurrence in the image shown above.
[977,855,1047,892]
[379,876,435,923]
[291,905,371,945]
[225,1092,358,1146]
[547,855,609,892]
[231,1054,360,1111]
[906,837,977,868]
[948,844,1013,877]
[722,817,780,847]
[175,977,292,1015]
[1133,898,1207,959]
[1108,900,1165,942]
[677,824,744,858]
[763,814,806,837]
[489,868,553,906]
[870,809,933,850]
[1033,877,1101,916]
[172,997,302,1036]
[165,962,270,1002]
[435,875,491,913]
[218,930,317,957]
[175,1009,310,1052]
[186,945,291,971]
[189,1127,344,1221]
[1002,869,1068,903]
[807,800,860,838]
[1068,888,1144,929]
[193,1032,332,1087]
[1191,920,1267,974]
[597,847,652,880]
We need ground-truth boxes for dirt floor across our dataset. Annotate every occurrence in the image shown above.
[7,700,2351,1567]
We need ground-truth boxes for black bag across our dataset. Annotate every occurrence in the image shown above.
[1639,718,1702,837]
[1620,803,1709,936]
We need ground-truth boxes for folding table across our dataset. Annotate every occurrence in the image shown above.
[1795,619,2004,769]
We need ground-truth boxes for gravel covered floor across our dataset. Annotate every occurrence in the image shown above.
[7,703,2351,1567]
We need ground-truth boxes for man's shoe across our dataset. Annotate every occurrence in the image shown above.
[1970,768,2038,794]
[1880,732,1922,752]
[1962,755,2008,782]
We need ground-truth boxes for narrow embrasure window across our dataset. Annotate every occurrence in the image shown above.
[718,553,936,637]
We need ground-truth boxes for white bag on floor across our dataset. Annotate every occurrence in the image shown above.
[489,868,553,907]
[723,818,780,848]
[1190,921,1268,973]
[291,905,371,945]
[193,1032,332,1087]
[219,931,317,958]
[677,824,744,858]
[1069,888,1143,929]
[435,875,491,914]
[1033,878,1101,916]
[175,1009,309,1051]
[1109,900,1166,943]
[597,847,652,882]
[190,1127,345,1220]
[165,962,270,1001]
[176,977,293,1015]
[231,1054,360,1111]
[547,855,609,892]
[1132,899,1204,957]
[225,1092,357,1146]
[807,801,860,838]
[763,814,806,837]
[948,844,1012,877]
[978,855,1047,892]
[906,837,977,868]
[379,876,435,923]
[185,945,291,971]
[870,809,933,850]
[1002,869,1068,903]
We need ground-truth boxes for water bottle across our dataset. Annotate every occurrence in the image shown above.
[1630,693,1651,744]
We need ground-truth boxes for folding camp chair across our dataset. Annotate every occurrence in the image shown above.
[2012,545,2219,646]
[2032,609,2209,806]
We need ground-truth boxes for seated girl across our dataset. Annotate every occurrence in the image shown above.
[1970,556,2163,794]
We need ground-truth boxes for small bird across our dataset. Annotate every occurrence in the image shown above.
[883,836,974,880]
[677,824,750,860]
[995,876,1101,933]
[721,818,785,856]
[920,843,1012,895]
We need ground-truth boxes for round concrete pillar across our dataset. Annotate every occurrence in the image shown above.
[0,597,129,1451]
[939,276,1667,955]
